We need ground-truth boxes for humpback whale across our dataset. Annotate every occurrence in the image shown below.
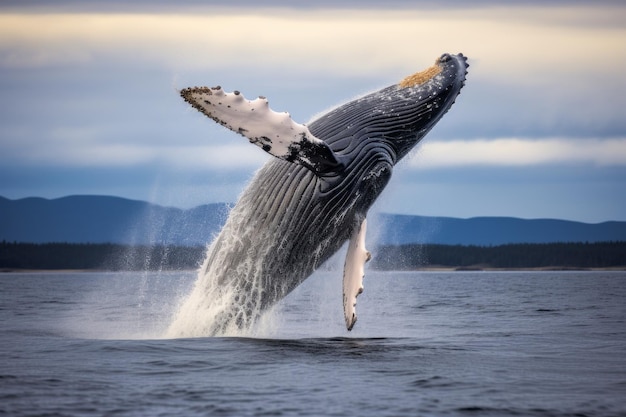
[167,53,468,337]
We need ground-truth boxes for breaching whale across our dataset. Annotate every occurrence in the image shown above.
[167,53,468,337]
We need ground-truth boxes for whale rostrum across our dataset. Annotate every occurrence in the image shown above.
[168,53,469,336]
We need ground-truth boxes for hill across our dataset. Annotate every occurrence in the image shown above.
[1,195,625,246]
[0,195,229,246]
[373,213,626,245]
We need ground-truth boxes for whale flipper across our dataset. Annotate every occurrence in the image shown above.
[343,219,371,331]
[180,86,342,174]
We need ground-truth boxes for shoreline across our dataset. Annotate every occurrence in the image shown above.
[412,266,626,272]
[2,266,625,274]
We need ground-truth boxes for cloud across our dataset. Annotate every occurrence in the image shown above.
[2,14,625,147]
[2,5,624,141]
[1,6,624,82]
[1,3,625,221]
[0,125,268,170]
[409,138,626,169]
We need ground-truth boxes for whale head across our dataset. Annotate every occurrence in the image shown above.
[391,52,469,161]
[309,53,469,167]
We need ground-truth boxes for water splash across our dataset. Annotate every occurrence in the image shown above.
[164,190,356,338]
[165,201,285,338]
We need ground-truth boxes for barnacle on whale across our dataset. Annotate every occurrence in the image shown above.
[399,62,442,88]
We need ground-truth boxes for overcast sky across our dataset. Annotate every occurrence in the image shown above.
[1,1,625,222]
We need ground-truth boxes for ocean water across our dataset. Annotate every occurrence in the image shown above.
[1,269,625,416]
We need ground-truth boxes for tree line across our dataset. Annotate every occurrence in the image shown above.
[372,241,626,270]
[0,241,206,271]
[1,241,625,271]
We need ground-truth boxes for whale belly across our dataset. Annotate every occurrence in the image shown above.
[167,159,362,337]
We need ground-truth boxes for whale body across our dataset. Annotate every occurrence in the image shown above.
[167,53,469,337]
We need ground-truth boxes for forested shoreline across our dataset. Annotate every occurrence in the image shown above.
[0,242,207,271]
[372,241,626,270]
[1,241,625,271]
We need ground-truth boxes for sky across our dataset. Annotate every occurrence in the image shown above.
[1,1,625,223]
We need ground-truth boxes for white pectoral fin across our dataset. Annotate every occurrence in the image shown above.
[343,219,371,331]
[180,86,342,174]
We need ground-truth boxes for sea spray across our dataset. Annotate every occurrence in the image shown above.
[166,199,295,337]
[164,169,358,338]
[58,271,194,340]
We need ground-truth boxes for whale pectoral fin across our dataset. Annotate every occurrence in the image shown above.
[343,218,371,331]
[181,86,342,174]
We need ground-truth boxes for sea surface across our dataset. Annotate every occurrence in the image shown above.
[1,270,625,416]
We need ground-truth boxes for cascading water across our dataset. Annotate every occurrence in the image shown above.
[164,184,356,338]
[164,210,270,337]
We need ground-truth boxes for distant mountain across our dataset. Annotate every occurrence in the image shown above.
[372,214,626,246]
[0,195,229,246]
[1,195,625,246]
